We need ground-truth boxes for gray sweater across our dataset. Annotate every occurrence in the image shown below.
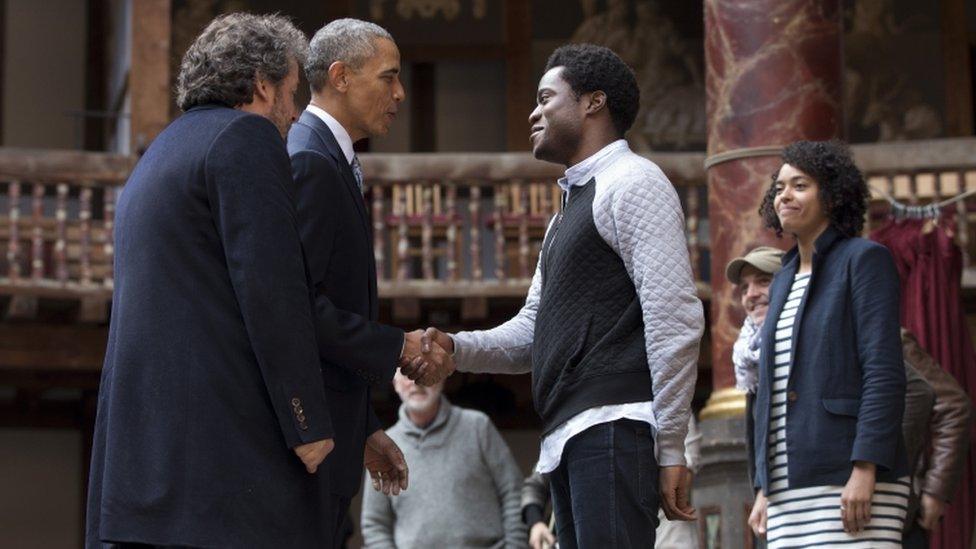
[361,397,527,548]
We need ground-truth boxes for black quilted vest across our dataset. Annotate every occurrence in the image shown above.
[532,178,652,435]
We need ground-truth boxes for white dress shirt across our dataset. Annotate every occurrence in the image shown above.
[305,104,355,165]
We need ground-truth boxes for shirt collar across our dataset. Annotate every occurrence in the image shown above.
[557,139,630,192]
[305,104,356,165]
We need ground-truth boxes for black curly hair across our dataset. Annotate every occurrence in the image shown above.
[545,44,640,136]
[759,140,869,238]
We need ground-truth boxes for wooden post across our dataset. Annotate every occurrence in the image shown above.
[56,184,69,283]
[504,0,533,151]
[103,186,115,286]
[446,183,458,280]
[372,186,386,281]
[130,0,172,154]
[941,0,973,137]
[8,181,21,281]
[80,187,93,286]
[30,183,44,281]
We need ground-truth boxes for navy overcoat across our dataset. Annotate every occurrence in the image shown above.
[86,106,335,547]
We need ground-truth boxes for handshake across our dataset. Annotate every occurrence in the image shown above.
[399,328,456,386]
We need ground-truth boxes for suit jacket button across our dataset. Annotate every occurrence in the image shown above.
[787,391,798,402]
[291,397,301,407]
[295,406,304,415]
[297,414,306,422]
[299,423,308,431]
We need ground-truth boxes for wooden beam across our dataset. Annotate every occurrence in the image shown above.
[504,0,533,151]
[85,0,109,150]
[0,324,108,372]
[941,0,973,136]
[130,0,172,154]
[0,147,133,182]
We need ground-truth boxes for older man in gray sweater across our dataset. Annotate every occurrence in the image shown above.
[361,371,526,548]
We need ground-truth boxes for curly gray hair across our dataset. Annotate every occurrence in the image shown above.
[176,13,308,111]
[306,18,393,93]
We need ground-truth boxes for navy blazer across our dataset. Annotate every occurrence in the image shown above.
[753,226,909,494]
[87,106,335,547]
[288,110,403,497]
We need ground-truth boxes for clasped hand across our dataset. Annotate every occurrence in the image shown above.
[399,328,455,386]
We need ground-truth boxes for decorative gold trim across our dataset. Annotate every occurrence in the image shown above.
[699,387,747,420]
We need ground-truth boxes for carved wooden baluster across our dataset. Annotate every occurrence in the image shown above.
[540,182,551,223]
[445,183,458,281]
[80,186,93,285]
[396,183,410,281]
[469,185,483,281]
[517,181,530,279]
[31,183,45,281]
[957,170,971,269]
[493,184,507,280]
[685,185,701,282]
[8,181,21,281]
[371,185,385,281]
[56,183,69,284]
[421,183,434,280]
[908,171,920,205]
[103,184,116,286]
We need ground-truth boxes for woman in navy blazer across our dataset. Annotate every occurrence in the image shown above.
[748,141,909,548]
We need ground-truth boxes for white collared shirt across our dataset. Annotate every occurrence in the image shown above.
[305,104,355,166]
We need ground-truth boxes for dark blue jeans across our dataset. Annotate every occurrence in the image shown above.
[547,419,660,548]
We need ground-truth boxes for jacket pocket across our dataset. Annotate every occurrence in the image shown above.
[822,397,861,417]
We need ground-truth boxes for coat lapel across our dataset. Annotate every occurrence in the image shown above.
[297,111,371,238]
[297,110,378,316]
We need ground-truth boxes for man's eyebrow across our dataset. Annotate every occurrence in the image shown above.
[380,67,400,76]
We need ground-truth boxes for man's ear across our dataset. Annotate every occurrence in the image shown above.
[584,90,607,115]
[328,61,350,92]
[251,73,274,105]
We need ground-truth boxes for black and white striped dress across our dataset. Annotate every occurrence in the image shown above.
[766,272,910,548]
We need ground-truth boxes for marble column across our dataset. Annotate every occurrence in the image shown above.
[696,2,843,547]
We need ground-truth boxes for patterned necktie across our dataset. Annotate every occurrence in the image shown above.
[351,155,364,194]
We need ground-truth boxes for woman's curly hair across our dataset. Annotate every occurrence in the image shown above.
[176,13,308,111]
[759,140,869,238]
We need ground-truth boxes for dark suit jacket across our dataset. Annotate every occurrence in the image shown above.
[288,110,403,497]
[753,226,909,493]
[86,106,335,547]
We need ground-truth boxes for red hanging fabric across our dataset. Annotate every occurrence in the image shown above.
[872,217,976,549]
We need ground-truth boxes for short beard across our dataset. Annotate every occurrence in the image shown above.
[268,87,291,139]
[533,121,581,166]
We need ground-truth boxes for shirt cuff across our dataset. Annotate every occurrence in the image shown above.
[656,431,688,467]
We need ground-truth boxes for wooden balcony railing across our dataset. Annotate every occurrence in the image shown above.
[2,138,976,319]
[361,151,708,299]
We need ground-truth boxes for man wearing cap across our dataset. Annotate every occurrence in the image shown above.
[725,247,785,395]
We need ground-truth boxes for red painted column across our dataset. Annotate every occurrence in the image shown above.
[704,0,843,391]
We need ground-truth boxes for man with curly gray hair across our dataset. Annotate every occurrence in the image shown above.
[176,12,307,136]
[86,13,337,547]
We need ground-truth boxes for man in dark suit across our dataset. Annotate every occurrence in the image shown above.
[287,18,455,546]
[86,14,337,547]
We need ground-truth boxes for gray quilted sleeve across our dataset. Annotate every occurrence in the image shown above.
[594,160,704,467]
[450,224,549,374]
